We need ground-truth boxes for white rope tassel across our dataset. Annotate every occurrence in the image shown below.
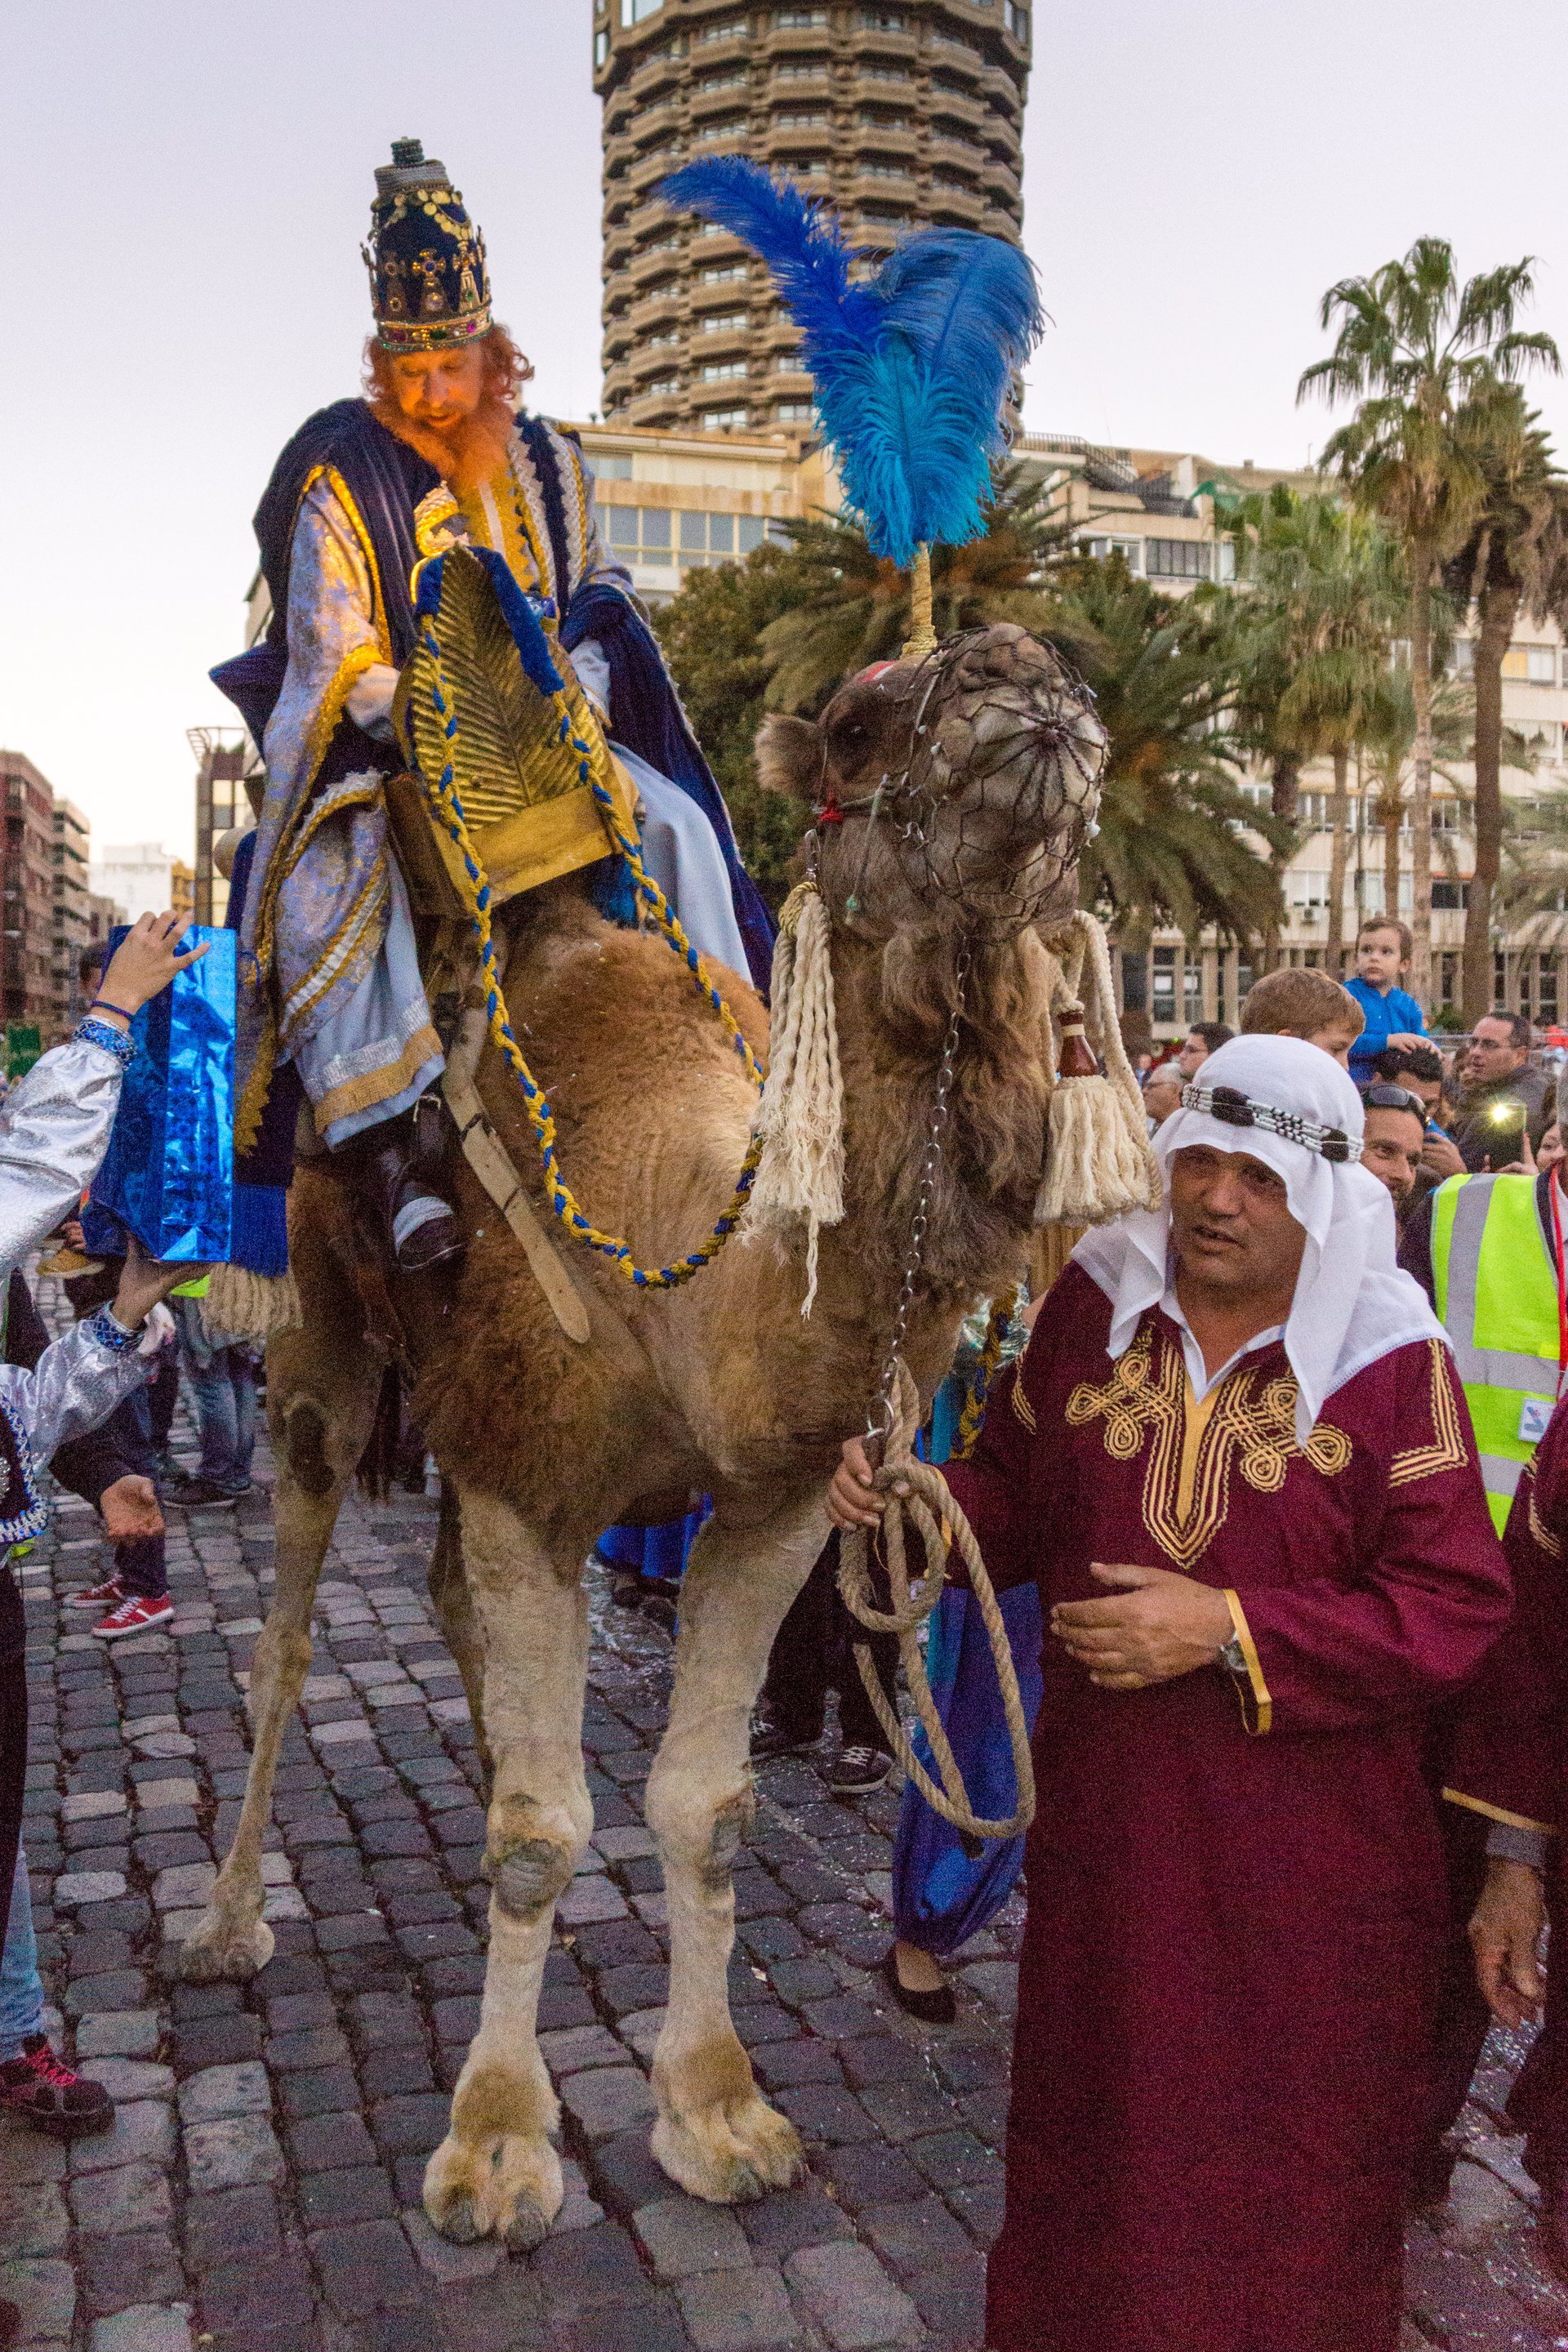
[749,881,845,1312]
[198,1263,302,1349]
[1036,911,1160,1227]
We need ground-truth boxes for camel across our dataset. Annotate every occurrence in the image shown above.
[177,621,1109,2252]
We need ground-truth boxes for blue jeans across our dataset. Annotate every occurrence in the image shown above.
[0,1843,44,2060]
[176,1301,256,1491]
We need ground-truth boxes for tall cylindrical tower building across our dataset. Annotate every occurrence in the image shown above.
[594,0,1031,436]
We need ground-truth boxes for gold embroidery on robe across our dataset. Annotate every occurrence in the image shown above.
[1526,1466,1564,1560]
[1067,1321,1352,1574]
[1010,1376,1037,1434]
[1386,1339,1470,1490]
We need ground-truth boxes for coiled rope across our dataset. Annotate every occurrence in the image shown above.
[415,620,763,1290]
[838,1362,1036,1842]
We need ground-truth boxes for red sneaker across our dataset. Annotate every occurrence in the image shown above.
[92,1592,174,1640]
[69,1576,124,1609]
[0,2035,114,2138]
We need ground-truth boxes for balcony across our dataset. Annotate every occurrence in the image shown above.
[690,74,751,119]
[627,47,684,102]
[929,183,986,226]
[630,287,684,334]
[630,388,684,429]
[929,133,984,173]
[629,144,684,197]
[765,110,835,152]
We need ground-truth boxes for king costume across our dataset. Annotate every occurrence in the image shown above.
[214,140,772,1262]
[948,1038,1512,2352]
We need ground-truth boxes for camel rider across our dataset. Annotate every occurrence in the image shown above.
[1400,1060,1568,1537]
[214,139,773,1275]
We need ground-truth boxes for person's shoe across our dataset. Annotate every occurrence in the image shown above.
[880,1944,958,2027]
[68,1576,124,1609]
[825,1743,894,1794]
[750,1709,824,1762]
[93,1592,175,1640]
[0,2035,114,2138]
[169,1478,242,1509]
[366,1129,465,1274]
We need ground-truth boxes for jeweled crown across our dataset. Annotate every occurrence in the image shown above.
[363,138,492,353]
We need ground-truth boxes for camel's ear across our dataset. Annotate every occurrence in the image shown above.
[755,712,822,806]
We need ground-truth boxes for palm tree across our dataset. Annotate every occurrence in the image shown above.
[759,464,1072,714]
[1444,394,1568,1023]
[1360,665,1478,951]
[1298,238,1560,1003]
[1045,555,1289,948]
[1227,490,1406,966]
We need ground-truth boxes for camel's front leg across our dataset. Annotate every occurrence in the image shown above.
[424,1490,591,2250]
[644,1495,828,2202]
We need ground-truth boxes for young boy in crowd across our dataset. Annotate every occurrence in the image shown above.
[1345,917,1428,1085]
[1239,966,1365,1067]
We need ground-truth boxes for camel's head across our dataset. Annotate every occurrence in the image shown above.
[756,624,1107,939]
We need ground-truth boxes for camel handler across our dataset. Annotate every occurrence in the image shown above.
[212,138,773,1276]
[828,1036,1510,2352]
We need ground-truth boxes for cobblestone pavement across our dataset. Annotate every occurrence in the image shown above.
[7,1383,1568,2350]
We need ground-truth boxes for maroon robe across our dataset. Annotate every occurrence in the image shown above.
[1447,1392,1568,2168]
[949,1263,1510,2352]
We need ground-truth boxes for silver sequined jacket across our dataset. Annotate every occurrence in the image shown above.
[0,1034,154,1538]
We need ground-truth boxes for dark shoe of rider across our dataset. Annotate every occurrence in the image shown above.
[880,1943,958,2027]
[750,1707,825,1763]
[365,1125,466,1274]
[825,1742,894,1795]
[0,2035,115,2138]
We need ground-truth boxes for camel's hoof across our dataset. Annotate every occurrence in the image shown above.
[651,2096,806,2204]
[176,1906,274,1983]
[423,2130,564,2247]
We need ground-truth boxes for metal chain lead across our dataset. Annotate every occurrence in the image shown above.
[866,941,973,1450]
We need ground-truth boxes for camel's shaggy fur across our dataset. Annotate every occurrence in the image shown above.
[179,624,1100,2245]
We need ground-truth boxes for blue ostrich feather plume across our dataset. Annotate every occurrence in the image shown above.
[659,157,1042,568]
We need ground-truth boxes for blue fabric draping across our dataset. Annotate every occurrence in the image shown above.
[91,929,237,1263]
[599,1501,710,1584]
[224,830,296,1276]
[889,1373,1043,1958]
[562,583,775,992]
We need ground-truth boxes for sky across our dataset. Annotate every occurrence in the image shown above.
[2,0,1563,860]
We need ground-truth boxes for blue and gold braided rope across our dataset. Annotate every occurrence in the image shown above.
[416,621,763,1290]
[951,1293,1018,1461]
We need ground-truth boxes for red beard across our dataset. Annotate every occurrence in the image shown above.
[370,391,514,494]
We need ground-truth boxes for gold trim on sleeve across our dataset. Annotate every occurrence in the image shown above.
[1527,1472,1564,1560]
[1223,1588,1272,1737]
[1442,1788,1557,1837]
[1388,1340,1471,1489]
[1010,1377,1037,1434]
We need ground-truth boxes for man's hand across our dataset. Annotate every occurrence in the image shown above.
[1386,1031,1425,1054]
[99,1475,164,1542]
[1469,1855,1547,2029]
[1421,1131,1466,1182]
[1051,1563,1232,1690]
[826,1436,908,1532]
[96,911,209,1025]
[111,1235,208,1331]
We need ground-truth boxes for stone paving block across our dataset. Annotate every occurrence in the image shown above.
[65,1970,149,2019]
[183,2112,287,2194]
[861,2195,975,2277]
[86,2058,176,2102]
[532,2217,647,2302]
[675,2263,797,2350]
[78,2229,187,2317]
[784,2240,923,2349]
[169,2011,264,2074]
[634,2196,754,2278]
[737,2179,856,2261]
[196,2252,316,2337]
[69,2099,176,2176]
[309,2214,431,2315]
[62,1789,128,1822]
[289,2108,378,2171]
[400,2205,504,2285]
[53,1869,127,1906]
[76,2010,162,2060]
[0,2256,75,2342]
[184,2184,282,2270]
[0,2178,69,2254]
[540,2023,630,2075]
[69,2159,174,2238]
[557,1876,630,1925]
[135,1780,198,1811]
[558,2065,657,2140]
[592,1824,658,1862]
[298,2163,396,2226]
[177,2060,272,2123]
[0,2129,66,2187]
[368,2091,452,2157]
[87,2307,195,2352]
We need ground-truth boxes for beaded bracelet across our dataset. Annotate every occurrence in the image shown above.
[84,1305,140,1354]
[89,998,134,1021]
[74,1017,136,1069]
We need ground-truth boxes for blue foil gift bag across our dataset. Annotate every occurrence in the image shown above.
[91,927,236,1262]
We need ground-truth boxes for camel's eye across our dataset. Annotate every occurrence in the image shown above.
[830,716,873,760]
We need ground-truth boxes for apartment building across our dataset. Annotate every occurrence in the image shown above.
[595,0,1029,436]
[51,799,91,1027]
[0,751,66,1033]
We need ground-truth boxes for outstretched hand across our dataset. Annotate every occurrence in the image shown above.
[96,912,209,1025]
[1051,1562,1232,1690]
[111,1236,209,1331]
[826,1435,907,1531]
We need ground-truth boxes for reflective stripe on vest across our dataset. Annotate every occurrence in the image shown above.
[1432,1171,1559,1533]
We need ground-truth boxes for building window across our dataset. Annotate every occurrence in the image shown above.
[606,506,675,566]
[640,375,681,397]
[1430,880,1468,911]
[776,399,815,421]
[701,359,750,381]
[701,312,750,334]
[1501,644,1561,685]
[697,17,746,41]
[1152,947,1177,1022]
[1144,538,1211,580]
[774,109,829,126]
[700,262,750,284]
[702,407,752,430]
[1183,956,1202,1026]
[1006,1,1031,38]
[1082,535,1142,572]
[1541,956,1560,1027]
[694,117,746,143]
[777,6,829,22]
[697,65,749,90]
[858,8,906,27]
[595,29,610,66]
[621,0,663,22]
